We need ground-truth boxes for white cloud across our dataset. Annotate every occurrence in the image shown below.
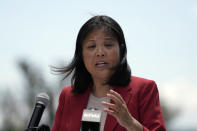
[0,57,22,88]
[159,76,197,128]
[160,76,197,108]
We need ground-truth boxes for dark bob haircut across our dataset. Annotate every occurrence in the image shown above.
[54,15,131,94]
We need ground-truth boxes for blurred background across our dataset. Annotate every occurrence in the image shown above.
[0,0,197,130]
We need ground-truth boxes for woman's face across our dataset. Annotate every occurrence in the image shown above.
[82,28,120,81]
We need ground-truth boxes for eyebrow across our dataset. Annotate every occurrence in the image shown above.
[103,37,114,40]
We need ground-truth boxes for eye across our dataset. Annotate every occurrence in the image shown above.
[87,45,96,49]
[105,43,114,48]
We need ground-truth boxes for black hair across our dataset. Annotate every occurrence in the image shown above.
[54,15,131,94]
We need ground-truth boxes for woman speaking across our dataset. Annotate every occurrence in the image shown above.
[52,15,166,131]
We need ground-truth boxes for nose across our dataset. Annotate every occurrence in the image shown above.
[96,47,105,57]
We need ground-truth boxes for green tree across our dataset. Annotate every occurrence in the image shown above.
[0,60,65,131]
[0,59,178,130]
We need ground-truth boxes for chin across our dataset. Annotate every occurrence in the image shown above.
[94,73,112,80]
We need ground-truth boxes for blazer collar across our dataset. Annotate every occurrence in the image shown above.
[69,88,91,130]
[69,85,132,131]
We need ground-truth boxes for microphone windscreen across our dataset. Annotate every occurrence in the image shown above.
[36,93,50,107]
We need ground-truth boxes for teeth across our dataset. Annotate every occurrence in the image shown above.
[96,64,105,67]
[96,62,106,66]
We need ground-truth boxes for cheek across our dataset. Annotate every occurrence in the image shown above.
[82,52,93,71]
[110,48,120,64]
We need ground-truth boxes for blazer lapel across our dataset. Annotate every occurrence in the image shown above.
[69,88,91,131]
[104,85,132,131]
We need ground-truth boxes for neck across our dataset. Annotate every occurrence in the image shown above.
[92,79,111,98]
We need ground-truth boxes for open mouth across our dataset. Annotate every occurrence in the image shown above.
[95,62,107,67]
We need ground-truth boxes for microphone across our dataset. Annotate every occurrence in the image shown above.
[26,93,50,131]
[81,108,102,131]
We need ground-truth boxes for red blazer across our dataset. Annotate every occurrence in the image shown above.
[52,76,166,131]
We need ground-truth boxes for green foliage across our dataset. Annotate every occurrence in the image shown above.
[0,60,62,131]
[0,59,177,130]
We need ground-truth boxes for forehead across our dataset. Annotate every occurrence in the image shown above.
[84,28,117,41]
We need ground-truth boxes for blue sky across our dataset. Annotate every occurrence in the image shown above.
[0,0,197,129]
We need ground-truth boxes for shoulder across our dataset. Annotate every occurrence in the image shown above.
[58,85,73,101]
[129,76,158,94]
[131,76,156,85]
[60,85,91,98]
[130,76,157,88]
[61,85,72,94]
